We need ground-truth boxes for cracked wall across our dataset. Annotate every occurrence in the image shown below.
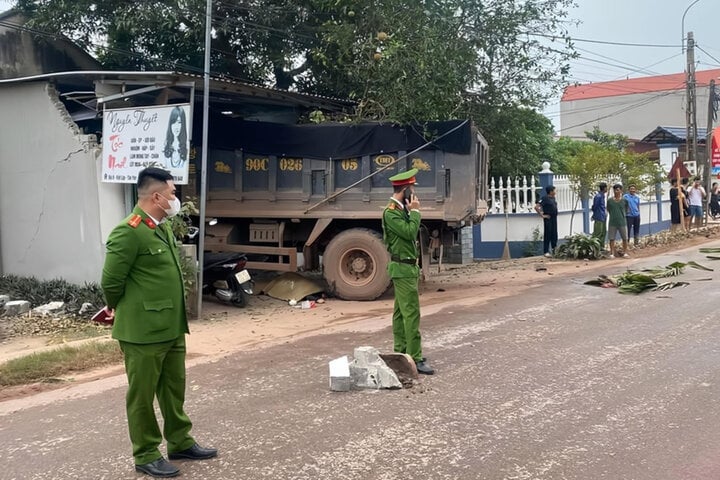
[0,82,125,283]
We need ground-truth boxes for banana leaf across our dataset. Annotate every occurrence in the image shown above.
[651,281,689,291]
[685,261,713,271]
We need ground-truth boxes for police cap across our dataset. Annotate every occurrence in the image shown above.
[389,168,418,187]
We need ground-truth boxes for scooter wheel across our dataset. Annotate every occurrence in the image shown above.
[231,292,248,308]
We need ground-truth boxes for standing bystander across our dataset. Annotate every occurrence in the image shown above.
[591,182,608,247]
[607,184,630,259]
[686,178,706,229]
[534,185,558,258]
[623,184,641,247]
[710,182,720,219]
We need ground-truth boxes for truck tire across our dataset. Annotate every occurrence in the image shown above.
[323,228,391,301]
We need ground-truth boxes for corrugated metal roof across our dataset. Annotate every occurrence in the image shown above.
[641,126,708,144]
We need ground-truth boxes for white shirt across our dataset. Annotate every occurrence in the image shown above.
[688,186,705,206]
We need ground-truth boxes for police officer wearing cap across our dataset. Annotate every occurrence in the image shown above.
[382,168,434,375]
[101,167,217,478]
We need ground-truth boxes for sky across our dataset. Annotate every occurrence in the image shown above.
[1,0,716,132]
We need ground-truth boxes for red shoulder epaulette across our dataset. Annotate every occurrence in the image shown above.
[127,214,142,228]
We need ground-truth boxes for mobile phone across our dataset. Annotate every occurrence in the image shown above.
[91,306,114,325]
[403,187,413,204]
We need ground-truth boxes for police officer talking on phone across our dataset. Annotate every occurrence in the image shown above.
[382,168,434,375]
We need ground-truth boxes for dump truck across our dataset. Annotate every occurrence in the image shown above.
[193,117,488,301]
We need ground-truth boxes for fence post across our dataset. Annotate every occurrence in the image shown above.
[581,187,590,234]
[655,181,663,234]
[538,161,554,199]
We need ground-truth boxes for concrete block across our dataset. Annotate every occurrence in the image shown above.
[0,295,9,308]
[33,301,65,316]
[78,302,94,314]
[328,355,352,392]
[349,346,401,390]
[3,300,30,317]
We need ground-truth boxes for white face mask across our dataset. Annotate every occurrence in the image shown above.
[159,194,181,218]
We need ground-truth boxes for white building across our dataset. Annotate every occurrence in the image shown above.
[560,69,720,140]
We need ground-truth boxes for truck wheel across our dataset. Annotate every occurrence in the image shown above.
[323,228,391,300]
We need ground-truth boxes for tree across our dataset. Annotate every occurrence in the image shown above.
[14,0,575,117]
[470,105,556,178]
[13,0,575,177]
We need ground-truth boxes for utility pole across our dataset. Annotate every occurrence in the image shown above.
[706,80,715,191]
[705,79,716,224]
[685,31,698,174]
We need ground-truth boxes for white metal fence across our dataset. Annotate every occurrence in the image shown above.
[487,175,665,215]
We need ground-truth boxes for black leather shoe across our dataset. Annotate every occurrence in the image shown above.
[415,360,435,375]
[168,443,218,460]
[135,458,180,478]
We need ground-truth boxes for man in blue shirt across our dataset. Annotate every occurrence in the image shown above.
[591,182,607,245]
[623,184,641,247]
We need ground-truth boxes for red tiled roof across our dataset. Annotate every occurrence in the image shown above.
[561,69,720,102]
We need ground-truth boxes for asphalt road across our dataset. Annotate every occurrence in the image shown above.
[3,242,720,480]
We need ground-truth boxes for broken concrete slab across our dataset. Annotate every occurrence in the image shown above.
[33,301,65,317]
[0,295,9,308]
[350,346,401,390]
[379,353,419,388]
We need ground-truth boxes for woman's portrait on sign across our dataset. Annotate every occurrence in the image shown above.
[163,106,188,168]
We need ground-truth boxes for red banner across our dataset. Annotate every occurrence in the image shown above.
[713,126,720,178]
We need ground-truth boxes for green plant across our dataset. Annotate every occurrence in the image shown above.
[168,197,199,242]
[179,251,198,302]
[554,233,602,260]
[523,226,542,257]
[0,275,104,314]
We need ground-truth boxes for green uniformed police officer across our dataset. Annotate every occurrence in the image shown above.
[382,168,434,375]
[101,167,217,478]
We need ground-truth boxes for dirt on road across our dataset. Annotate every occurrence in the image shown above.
[2,226,719,402]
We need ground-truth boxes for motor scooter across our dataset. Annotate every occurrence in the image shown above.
[187,226,253,307]
[203,251,253,307]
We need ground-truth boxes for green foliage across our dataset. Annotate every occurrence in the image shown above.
[473,106,556,178]
[0,275,104,314]
[584,261,710,294]
[584,126,629,151]
[554,233,602,260]
[168,197,199,242]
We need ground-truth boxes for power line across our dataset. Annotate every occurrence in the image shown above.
[697,45,720,68]
[529,32,680,48]
[558,89,680,133]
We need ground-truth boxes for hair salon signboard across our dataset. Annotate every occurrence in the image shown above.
[101,104,191,184]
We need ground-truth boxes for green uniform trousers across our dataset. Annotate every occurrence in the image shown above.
[119,336,195,465]
[592,220,607,244]
[391,276,422,362]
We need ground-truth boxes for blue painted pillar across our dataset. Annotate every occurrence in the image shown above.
[581,194,590,234]
[538,161,554,199]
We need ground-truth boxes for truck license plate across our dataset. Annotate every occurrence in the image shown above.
[235,269,251,284]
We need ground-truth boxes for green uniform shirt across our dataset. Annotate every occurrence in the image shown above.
[382,199,421,278]
[101,206,189,344]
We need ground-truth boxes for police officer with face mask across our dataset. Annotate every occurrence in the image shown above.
[101,167,217,478]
